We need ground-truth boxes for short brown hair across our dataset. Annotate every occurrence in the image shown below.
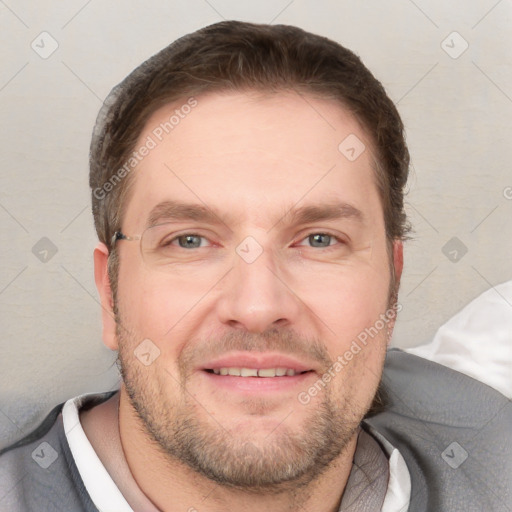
[89,20,410,304]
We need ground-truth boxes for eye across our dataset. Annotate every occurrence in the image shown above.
[159,231,345,251]
[297,233,343,249]
[169,234,211,249]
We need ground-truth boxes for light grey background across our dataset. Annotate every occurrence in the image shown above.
[1,0,511,448]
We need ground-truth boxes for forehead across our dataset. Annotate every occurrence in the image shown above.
[122,90,382,232]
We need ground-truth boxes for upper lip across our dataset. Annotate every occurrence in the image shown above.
[200,352,316,373]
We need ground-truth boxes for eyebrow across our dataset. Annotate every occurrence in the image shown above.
[145,199,365,231]
[146,200,226,229]
[278,202,365,228]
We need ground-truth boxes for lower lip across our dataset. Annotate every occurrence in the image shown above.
[200,370,315,393]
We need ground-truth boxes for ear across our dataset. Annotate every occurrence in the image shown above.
[392,239,404,288]
[386,239,404,346]
[94,242,118,351]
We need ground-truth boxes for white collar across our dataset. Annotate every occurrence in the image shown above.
[63,392,410,512]
[63,393,132,512]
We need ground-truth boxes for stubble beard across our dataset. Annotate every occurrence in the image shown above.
[115,325,370,493]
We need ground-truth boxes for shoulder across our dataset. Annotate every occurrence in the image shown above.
[0,402,73,511]
[381,348,511,420]
[0,391,116,512]
[369,349,512,509]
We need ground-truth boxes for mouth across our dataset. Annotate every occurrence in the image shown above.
[198,353,317,393]
[204,367,312,377]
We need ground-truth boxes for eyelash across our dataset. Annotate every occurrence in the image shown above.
[166,232,347,250]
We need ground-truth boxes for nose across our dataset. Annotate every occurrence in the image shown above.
[216,241,301,333]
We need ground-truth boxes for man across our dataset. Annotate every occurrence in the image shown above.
[0,20,510,512]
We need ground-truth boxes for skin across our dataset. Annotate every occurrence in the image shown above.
[85,90,403,512]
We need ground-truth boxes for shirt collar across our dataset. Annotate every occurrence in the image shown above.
[63,392,411,512]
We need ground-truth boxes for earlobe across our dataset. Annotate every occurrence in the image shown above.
[94,242,118,351]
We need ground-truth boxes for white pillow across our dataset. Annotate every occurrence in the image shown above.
[405,280,512,399]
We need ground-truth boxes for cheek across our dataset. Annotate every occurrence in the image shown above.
[327,326,387,410]
[116,266,215,374]
[295,258,391,401]
[117,258,195,337]
[295,263,391,342]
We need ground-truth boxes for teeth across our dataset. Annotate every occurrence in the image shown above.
[240,368,258,377]
[211,367,301,377]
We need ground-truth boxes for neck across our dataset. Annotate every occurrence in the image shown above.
[117,385,359,512]
[80,391,160,510]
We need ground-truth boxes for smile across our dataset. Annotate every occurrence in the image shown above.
[206,367,311,377]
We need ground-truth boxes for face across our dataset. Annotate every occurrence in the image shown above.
[106,90,401,490]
